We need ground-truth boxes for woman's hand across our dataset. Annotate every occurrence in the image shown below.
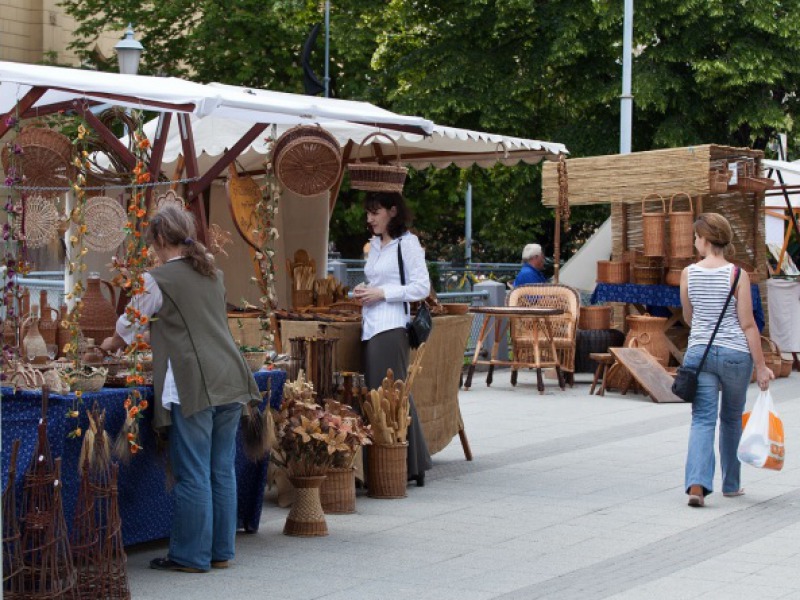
[756,364,775,391]
[352,284,385,305]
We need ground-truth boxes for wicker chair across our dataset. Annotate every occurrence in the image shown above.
[505,284,581,386]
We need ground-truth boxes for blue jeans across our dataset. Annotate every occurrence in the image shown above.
[684,345,753,496]
[168,402,242,571]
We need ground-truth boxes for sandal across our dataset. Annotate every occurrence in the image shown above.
[723,489,745,497]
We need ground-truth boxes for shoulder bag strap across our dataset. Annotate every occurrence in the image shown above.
[396,238,408,315]
[695,266,741,373]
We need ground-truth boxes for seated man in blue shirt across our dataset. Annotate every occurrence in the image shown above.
[513,243,548,287]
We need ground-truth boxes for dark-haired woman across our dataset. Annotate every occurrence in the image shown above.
[353,191,433,486]
[102,204,260,572]
[680,213,773,508]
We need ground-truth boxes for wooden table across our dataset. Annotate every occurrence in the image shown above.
[463,306,565,394]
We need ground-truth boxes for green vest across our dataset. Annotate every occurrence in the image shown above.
[149,259,260,429]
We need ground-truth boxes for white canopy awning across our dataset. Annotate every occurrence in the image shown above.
[762,158,800,178]
[133,115,567,174]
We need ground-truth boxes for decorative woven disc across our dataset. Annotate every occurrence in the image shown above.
[152,189,186,215]
[1,127,75,191]
[273,126,342,197]
[83,196,127,252]
[15,195,59,248]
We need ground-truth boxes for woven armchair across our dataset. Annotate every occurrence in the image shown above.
[506,284,581,385]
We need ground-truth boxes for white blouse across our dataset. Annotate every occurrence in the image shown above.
[361,231,430,341]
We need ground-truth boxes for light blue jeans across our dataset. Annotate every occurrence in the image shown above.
[684,345,753,496]
[168,402,242,571]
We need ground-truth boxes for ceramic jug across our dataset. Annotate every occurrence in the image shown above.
[22,308,48,361]
[79,273,118,344]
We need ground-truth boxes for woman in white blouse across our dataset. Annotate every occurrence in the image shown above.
[353,191,433,486]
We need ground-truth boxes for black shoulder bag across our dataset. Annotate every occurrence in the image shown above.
[397,239,432,349]
[672,266,740,403]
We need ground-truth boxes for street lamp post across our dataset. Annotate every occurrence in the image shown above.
[114,23,144,75]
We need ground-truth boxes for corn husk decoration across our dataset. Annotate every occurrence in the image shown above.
[112,412,139,464]
[79,404,111,476]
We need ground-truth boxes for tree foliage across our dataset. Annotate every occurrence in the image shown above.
[60,0,800,262]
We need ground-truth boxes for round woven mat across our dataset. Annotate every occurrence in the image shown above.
[84,196,127,252]
[273,126,342,197]
[1,127,75,191]
[15,195,59,249]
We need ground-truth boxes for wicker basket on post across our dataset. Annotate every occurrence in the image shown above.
[641,193,666,257]
[272,125,342,197]
[347,132,408,193]
[668,193,695,258]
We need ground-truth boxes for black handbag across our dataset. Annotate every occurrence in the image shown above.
[397,239,432,349]
[672,267,740,403]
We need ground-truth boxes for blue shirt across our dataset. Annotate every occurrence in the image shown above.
[513,263,547,287]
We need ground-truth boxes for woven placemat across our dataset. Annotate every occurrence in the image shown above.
[84,196,127,252]
[16,195,58,249]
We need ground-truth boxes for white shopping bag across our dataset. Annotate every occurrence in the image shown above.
[737,390,785,471]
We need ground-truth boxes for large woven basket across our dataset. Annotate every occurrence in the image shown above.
[780,358,793,378]
[273,125,342,197]
[668,193,694,258]
[1,126,76,190]
[65,367,108,392]
[320,467,356,514]
[641,193,666,257]
[367,443,408,499]
[597,260,630,284]
[578,306,611,330]
[348,132,408,193]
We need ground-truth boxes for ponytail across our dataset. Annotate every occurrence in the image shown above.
[146,205,217,279]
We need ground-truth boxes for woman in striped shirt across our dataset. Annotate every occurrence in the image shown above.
[679,213,773,508]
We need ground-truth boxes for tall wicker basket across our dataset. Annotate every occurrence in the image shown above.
[320,467,356,514]
[668,192,694,258]
[367,443,407,499]
[641,193,666,257]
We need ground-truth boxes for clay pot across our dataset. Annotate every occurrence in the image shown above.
[79,273,118,344]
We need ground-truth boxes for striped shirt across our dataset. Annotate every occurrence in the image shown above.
[361,232,431,341]
[687,263,749,354]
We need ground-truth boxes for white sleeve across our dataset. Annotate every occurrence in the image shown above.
[382,235,431,303]
[115,272,163,344]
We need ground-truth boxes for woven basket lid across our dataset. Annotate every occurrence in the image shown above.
[14,195,59,249]
[273,125,342,197]
[84,196,127,252]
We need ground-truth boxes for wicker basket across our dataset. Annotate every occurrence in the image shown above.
[665,257,693,287]
[641,193,666,257]
[597,260,630,284]
[633,266,663,285]
[242,351,267,372]
[65,367,108,392]
[578,306,611,330]
[779,358,793,378]
[752,337,783,382]
[442,303,470,315]
[1,126,76,190]
[273,125,342,197]
[291,289,315,309]
[709,168,729,194]
[668,192,695,258]
[367,443,408,499]
[348,132,408,193]
[320,467,356,514]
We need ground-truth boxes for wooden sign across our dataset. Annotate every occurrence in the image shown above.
[609,347,683,403]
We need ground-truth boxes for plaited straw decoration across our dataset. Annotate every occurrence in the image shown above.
[641,193,666,257]
[15,195,59,249]
[348,132,408,193]
[83,196,127,252]
[273,125,342,197]
[668,192,695,258]
[1,126,76,190]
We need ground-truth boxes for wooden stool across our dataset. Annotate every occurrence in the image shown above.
[589,353,615,396]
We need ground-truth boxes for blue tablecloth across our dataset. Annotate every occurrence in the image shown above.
[591,283,765,332]
[1,369,285,546]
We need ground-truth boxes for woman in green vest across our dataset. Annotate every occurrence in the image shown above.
[102,204,260,573]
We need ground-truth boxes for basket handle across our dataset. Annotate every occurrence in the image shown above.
[355,132,402,165]
[669,192,693,214]
[641,193,665,214]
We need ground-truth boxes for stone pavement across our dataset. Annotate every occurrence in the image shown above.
[127,370,800,599]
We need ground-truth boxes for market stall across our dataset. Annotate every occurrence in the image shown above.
[542,144,771,364]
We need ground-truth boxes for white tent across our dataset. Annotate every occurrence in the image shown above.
[762,158,800,246]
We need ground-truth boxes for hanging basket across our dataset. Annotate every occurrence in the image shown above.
[641,193,666,257]
[1,126,76,191]
[709,168,729,194]
[273,125,342,197]
[347,132,408,193]
[668,192,695,258]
